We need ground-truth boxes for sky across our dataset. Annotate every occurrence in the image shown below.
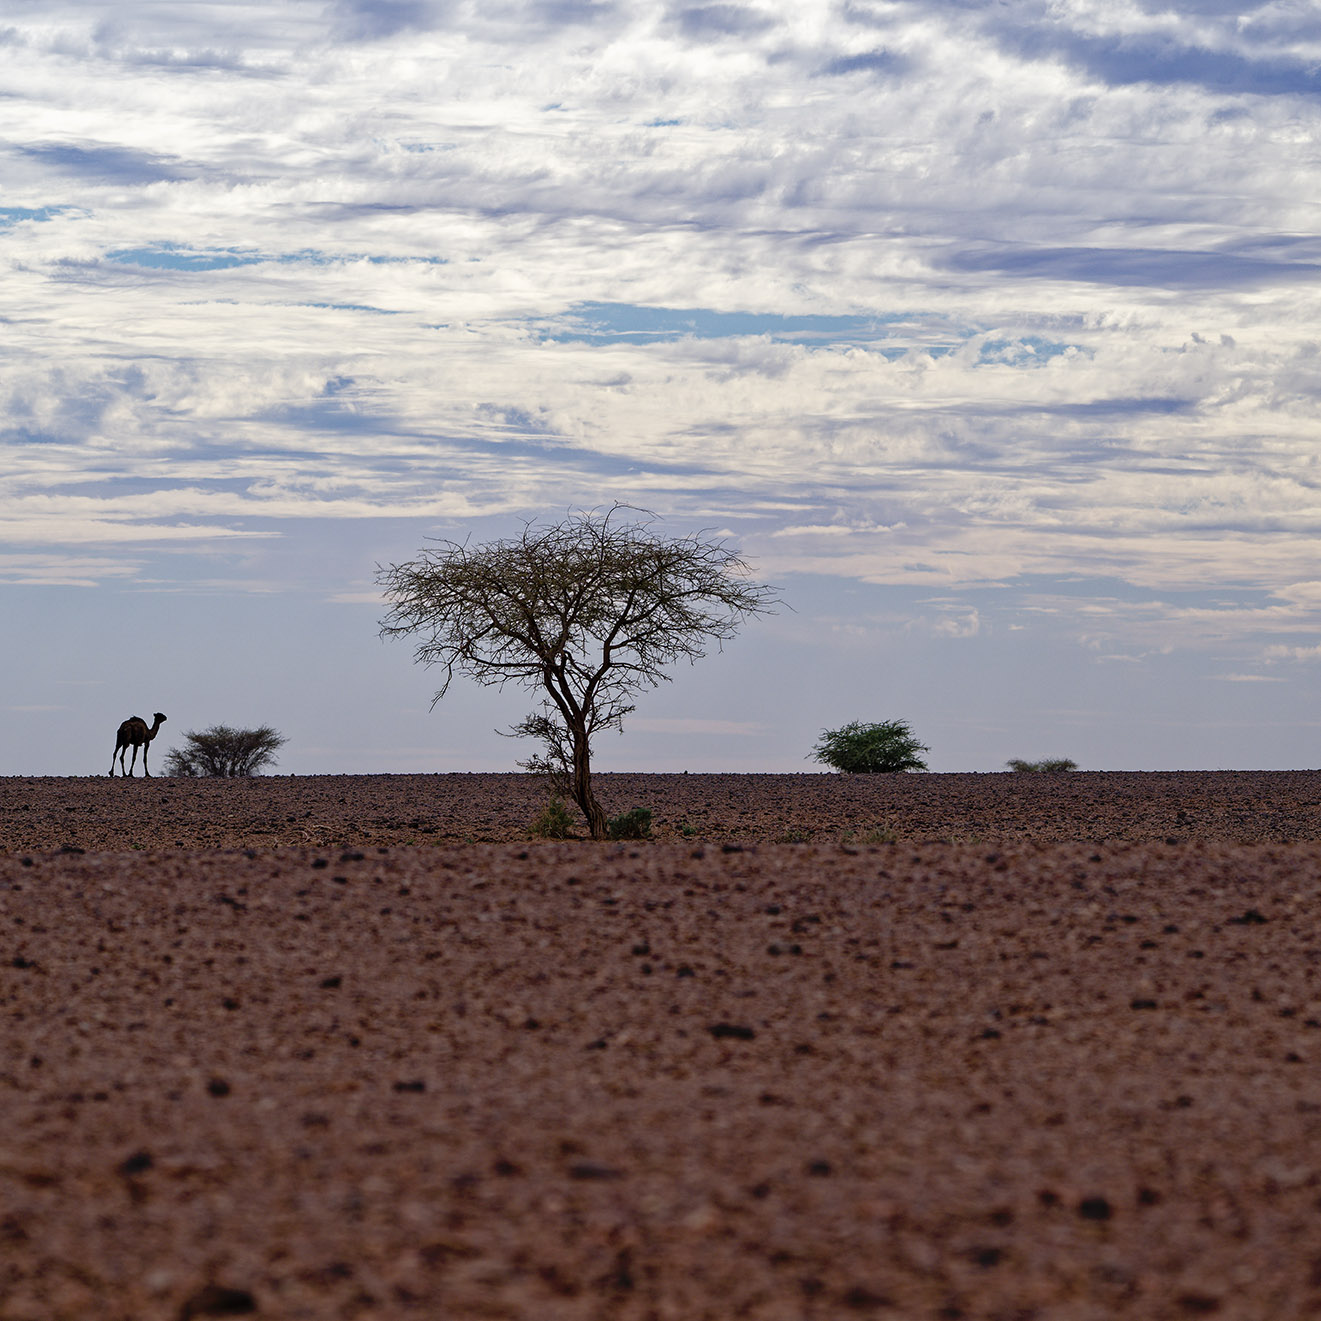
[4,0,1321,777]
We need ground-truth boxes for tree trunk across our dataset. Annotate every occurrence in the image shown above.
[570,725,607,839]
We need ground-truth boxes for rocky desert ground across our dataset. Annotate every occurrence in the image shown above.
[4,771,1321,1320]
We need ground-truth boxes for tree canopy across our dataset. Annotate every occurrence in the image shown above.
[810,719,929,774]
[163,725,287,777]
[378,505,777,837]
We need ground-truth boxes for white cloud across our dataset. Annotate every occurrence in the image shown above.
[4,1,1321,772]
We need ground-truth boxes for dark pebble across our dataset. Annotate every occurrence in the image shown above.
[118,1150,154,1177]
[178,1283,257,1317]
[709,1022,756,1040]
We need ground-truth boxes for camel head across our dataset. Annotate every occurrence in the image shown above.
[149,713,167,736]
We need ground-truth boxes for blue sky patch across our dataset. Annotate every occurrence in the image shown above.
[107,246,263,271]
[540,302,1079,362]
[105,244,445,271]
[0,206,67,227]
[542,301,919,346]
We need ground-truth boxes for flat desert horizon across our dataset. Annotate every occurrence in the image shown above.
[5,771,1321,1319]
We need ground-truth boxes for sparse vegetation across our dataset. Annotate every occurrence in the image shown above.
[810,719,929,774]
[860,822,899,844]
[607,807,652,840]
[529,798,576,839]
[378,505,777,839]
[163,725,286,778]
[1006,758,1078,773]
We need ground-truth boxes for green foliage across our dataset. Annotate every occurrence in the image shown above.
[1006,758,1078,773]
[163,725,286,777]
[810,720,929,774]
[606,806,652,840]
[529,798,576,839]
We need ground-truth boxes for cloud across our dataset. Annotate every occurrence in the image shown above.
[1,0,1319,688]
[1264,643,1321,663]
[670,5,776,39]
[16,142,191,183]
[987,24,1321,98]
[816,48,907,78]
[942,242,1321,291]
[328,0,445,39]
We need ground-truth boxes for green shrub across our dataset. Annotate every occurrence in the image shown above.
[607,806,653,840]
[1006,758,1078,773]
[810,719,929,774]
[164,724,285,777]
[530,798,576,839]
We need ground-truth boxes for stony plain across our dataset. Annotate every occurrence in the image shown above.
[3,771,1321,1319]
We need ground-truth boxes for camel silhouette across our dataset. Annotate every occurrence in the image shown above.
[110,713,167,778]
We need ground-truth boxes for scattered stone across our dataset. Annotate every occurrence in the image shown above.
[118,1150,154,1176]
[708,1023,756,1041]
[178,1283,257,1317]
[569,1162,623,1180]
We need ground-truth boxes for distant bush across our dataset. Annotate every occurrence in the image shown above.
[163,725,286,777]
[607,807,653,840]
[810,720,929,774]
[529,798,576,839]
[1006,758,1078,773]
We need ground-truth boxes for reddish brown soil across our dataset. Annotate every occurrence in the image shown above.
[4,773,1321,1319]
[4,770,1320,852]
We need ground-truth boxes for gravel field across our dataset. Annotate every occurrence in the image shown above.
[4,772,1321,1319]
[4,769,1321,852]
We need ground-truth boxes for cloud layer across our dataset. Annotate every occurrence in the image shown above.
[4,0,1321,768]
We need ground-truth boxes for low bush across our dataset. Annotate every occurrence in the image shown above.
[164,725,286,777]
[529,798,575,839]
[1006,758,1078,773]
[607,806,652,840]
[810,719,929,774]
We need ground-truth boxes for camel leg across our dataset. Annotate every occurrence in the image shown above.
[127,744,139,778]
[143,744,152,778]
[110,743,119,777]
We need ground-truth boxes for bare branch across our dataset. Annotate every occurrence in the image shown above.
[377,504,778,837]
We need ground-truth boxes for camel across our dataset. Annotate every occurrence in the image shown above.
[109,712,167,778]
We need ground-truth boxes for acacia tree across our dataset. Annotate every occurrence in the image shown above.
[163,725,286,777]
[377,506,777,838]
